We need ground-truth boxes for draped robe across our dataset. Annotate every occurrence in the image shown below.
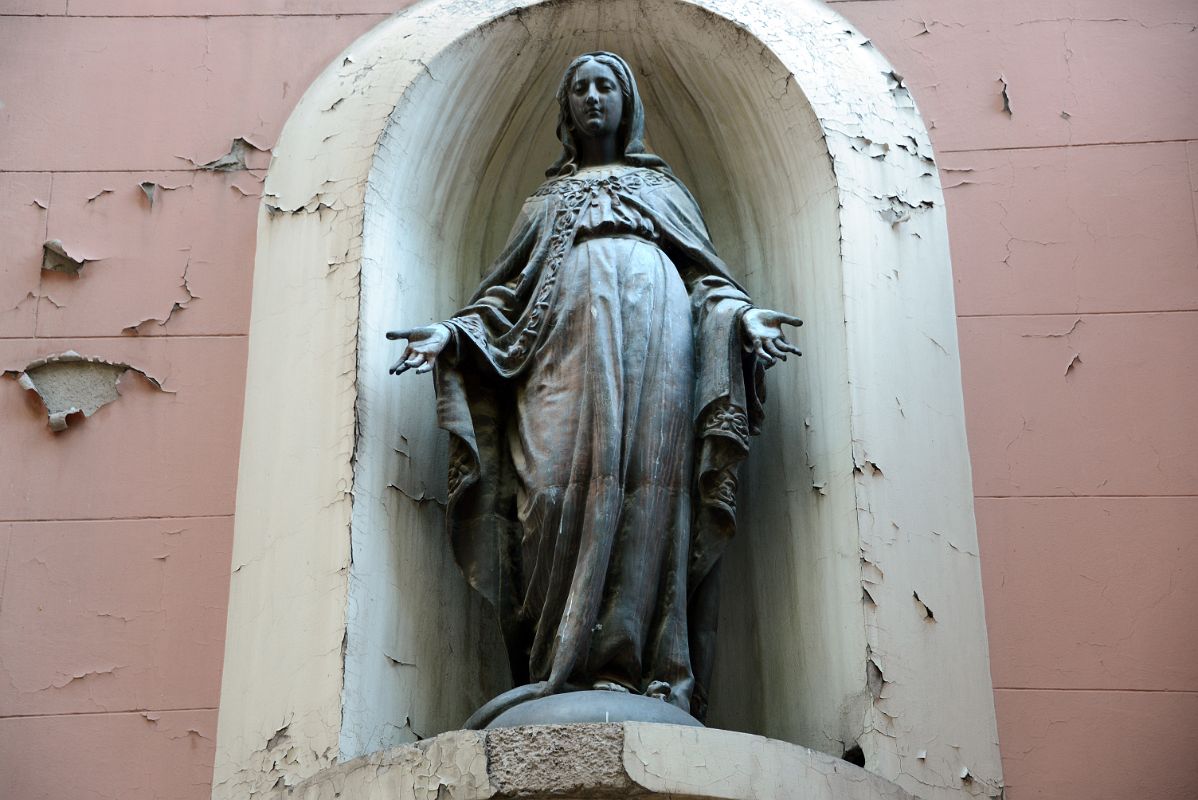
[434,164,763,722]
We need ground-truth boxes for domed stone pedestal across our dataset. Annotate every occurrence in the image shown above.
[264,723,914,800]
[476,688,705,729]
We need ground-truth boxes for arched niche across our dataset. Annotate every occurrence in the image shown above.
[214,2,1003,799]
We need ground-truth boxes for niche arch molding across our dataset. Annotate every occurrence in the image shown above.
[214,2,1002,799]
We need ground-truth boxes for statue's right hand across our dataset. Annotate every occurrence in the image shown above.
[386,323,452,375]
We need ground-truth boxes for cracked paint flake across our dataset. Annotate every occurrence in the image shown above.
[123,256,197,334]
[185,136,272,172]
[4,350,166,431]
[1021,318,1084,338]
[46,665,121,690]
[42,239,96,276]
[997,74,1014,117]
[866,651,888,700]
[138,180,180,208]
[913,591,936,622]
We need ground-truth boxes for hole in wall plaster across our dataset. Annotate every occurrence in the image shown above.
[4,351,166,431]
[841,743,865,767]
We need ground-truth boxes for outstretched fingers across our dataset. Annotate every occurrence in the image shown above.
[386,328,416,341]
[389,354,414,375]
[775,339,802,357]
[753,340,777,367]
[389,347,425,375]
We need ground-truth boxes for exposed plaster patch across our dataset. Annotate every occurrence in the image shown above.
[4,351,166,431]
[876,194,934,227]
[265,722,291,751]
[184,136,272,172]
[138,180,182,208]
[41,239,96,275]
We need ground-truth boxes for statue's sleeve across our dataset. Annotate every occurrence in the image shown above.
[643,179,765,431]
[433,199,552,619]
[439,198,553,375]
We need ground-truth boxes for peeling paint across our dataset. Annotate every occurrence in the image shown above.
[4,351,165,431]
[1064,353,1083,377]
[185,136,272,172]
[41,239,96,276]
[219,3,1003,798]
[1022,318,1083,338]
[122,256,197,334]
[137,180,180,208]
[45,665,120,690]
[876,194,935,227]
[913,591,936,622]
[998,74,1013,117]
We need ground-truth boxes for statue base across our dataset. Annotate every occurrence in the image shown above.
[264,723,915,800]
[485,689,703,729]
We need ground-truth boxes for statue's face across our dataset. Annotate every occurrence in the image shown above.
[568,60,624,140]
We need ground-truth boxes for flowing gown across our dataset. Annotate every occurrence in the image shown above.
[435,164,763,719]
[514,177,696,699]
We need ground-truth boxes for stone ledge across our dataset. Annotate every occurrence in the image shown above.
[267,723,915,800]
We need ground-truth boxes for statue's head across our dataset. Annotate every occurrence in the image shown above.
[559,52,630,145]
[547,52,668,178]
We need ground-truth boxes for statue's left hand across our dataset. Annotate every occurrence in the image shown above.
[386,323,452,375]
[740,308,803,367]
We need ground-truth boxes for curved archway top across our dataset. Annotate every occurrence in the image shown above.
[217,2,999,800]
[262,0,937,219]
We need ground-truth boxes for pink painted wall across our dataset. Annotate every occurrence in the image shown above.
[1,1,1194,798]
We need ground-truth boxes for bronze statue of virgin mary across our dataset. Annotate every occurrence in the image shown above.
[388,51,801,728]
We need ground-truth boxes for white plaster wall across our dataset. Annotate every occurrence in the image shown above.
[216,2,1002,798]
